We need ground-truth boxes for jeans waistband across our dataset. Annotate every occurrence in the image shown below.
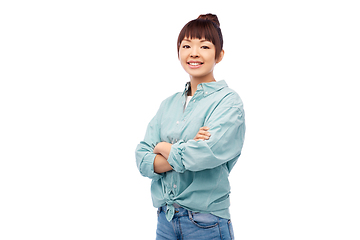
[159,205,189,217]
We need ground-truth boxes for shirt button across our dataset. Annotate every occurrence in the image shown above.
[176,121,179,124]
[173,184,177,188]
[193,99,196,102]
[205,92,208,94]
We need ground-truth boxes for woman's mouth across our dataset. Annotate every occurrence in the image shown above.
[187,61,203,69]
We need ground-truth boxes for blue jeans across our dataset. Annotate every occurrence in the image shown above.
[156,205,234,240]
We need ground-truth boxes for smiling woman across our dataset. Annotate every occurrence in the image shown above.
[135,13,245,240]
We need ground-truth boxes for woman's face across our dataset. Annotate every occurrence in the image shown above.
[178,38,223,80]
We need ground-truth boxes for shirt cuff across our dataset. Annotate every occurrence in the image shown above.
[167,140,186,173]
[140,153,163,181]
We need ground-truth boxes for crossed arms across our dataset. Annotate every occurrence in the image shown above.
[153,127,210,173]
[136,104,245,179]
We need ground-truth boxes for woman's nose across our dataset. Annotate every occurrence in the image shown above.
[190,49,199,58]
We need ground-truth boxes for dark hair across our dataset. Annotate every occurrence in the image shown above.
[177,14,223,59]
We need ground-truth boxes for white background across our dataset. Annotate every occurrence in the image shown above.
[1,0,359,239]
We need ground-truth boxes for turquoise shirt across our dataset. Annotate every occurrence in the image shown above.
[135,80,245,221]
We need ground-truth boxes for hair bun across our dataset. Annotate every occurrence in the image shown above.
[197,13,220,27]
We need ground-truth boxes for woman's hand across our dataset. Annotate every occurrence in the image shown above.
[193,126,211,141]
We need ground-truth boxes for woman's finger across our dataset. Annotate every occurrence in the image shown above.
[194,133,210,141]
[198,130,211,136]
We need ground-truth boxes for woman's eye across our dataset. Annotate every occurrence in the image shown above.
[182,45,190,49]
[201,46,210,49]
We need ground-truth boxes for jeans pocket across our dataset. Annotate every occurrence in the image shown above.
[227,219,235,239]
[189,212,219,229]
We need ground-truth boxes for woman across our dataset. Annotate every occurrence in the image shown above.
[135,13,245,240]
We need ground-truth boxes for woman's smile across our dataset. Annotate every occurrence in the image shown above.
[187,60,203,69]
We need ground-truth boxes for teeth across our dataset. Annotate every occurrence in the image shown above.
[189,62,201,66]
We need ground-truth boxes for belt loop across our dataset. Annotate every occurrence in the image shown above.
[187,210,193,220]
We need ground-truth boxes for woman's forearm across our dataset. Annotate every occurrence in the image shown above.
[153,142,172,159]
[154,154,173,173]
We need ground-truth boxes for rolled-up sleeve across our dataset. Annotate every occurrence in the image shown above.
[135,103,164,181]
[167,104,245,173]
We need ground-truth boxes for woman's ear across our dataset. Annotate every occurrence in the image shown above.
[216,49,225,64]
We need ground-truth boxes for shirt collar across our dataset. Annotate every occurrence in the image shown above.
[182,82,190,96]
[182,80,228,97]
